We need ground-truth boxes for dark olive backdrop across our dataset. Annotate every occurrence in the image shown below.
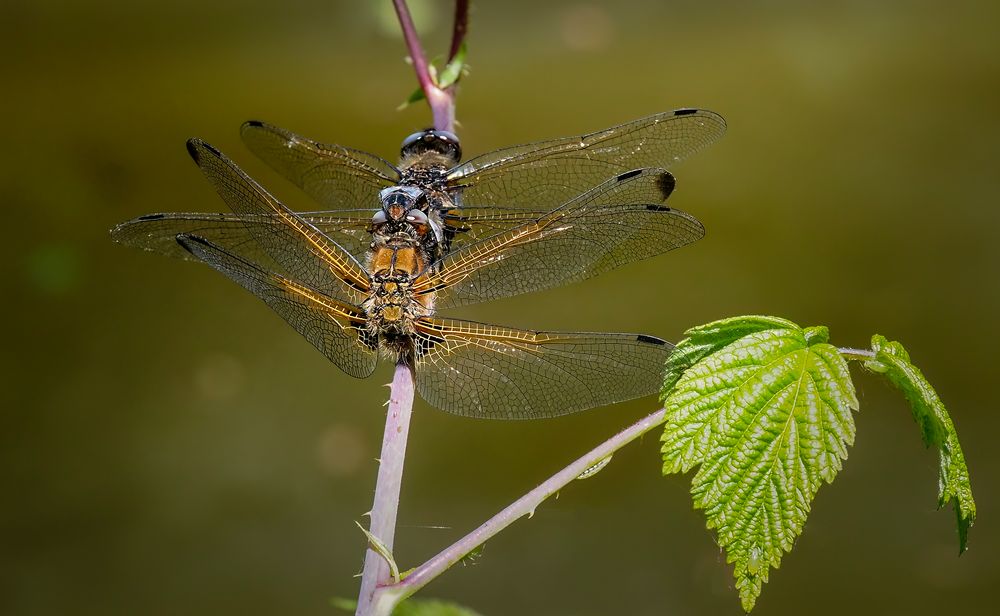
[3,1,997,614]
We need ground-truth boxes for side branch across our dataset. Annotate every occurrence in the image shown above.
[448,0,469,62]
[374,407,669,607]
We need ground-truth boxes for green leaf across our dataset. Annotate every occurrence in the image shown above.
[392,598,484,616]
[864,335,976,553]
[330,597,357,612]
[437,42,468,89]
[397,86,427,111]
[661,316,858,611]
[661,316,800,395]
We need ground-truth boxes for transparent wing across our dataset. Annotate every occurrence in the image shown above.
[447,108,725,209]
[416,169,703,308]
[177,234,378,379]
[439,207,551,253]
[413,318,672,419]
[185,139,370,303]
[111,210,375,264]
[241,121,400,209]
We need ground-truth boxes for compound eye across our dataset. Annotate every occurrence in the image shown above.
[435,131,461,161]
[405,209,429,225]
[400,129,462,162]
[371,210,388,224]
[400,131,426,155]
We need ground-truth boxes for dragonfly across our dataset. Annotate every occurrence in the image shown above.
[113,111,724,419]
[114,108,725,268]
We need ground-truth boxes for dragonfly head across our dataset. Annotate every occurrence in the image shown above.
[378,185,424,221]
[400,129,462,163]
[375,186,445,245]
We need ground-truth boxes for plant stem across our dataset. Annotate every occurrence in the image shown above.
[354,6,470,614]
[356,362,415,616]
[392,0,456,132]
[373,407,669,608]
[448,0,469,62]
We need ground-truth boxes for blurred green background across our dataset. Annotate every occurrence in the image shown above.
[2,0,997,614]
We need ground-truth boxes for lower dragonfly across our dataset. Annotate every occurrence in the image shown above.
[113,138,705,419]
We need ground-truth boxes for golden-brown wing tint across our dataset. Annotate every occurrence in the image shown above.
[176,234,378,379]
[417,169,703,308]
[241,121,400,209]
[447,108,725,210]
[185,139,371,302]
[111,210,375,264]
[412,318,673,419]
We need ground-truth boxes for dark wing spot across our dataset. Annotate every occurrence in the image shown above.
[656,171,676,200]
[185,139,201,162]
[137,213,167,221]
[673,108,698,116]
[636,334,668,345]
[243,120,265,128]
[616,169,643,182]
[646,205,671,212]
[187,139,222,163]
[202,141,222,158]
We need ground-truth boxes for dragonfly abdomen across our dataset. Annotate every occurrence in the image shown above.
[366,239,435,361]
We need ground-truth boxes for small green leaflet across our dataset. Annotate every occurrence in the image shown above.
[398,87,427,111]
[356,521,401,584]
[398,43,469,110]
[330,597,483,616]
[436,42,468,89]
[576,454,614,480]
[391,598,484,616]
[864,335,977,552]
[660,316,858,612]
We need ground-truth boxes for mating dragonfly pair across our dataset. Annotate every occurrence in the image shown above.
[112,109,725,419]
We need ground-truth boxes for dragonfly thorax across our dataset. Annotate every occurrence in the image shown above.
[397,131,458,204]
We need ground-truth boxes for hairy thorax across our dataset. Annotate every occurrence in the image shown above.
[398,152,464,258]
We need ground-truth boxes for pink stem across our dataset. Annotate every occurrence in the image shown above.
[392,0,456,132]
[448,0,469,62]
[373,407,670,607]
[355,362,416,616]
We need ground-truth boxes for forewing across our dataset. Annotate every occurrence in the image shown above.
[418,169,703,308]
[186,139,370,302]
[241,121,400,209]
[440,207,550,252]
[413,318,672,419]
[177,234,377,379]
[447,108,725,209]
[111,210,375,264]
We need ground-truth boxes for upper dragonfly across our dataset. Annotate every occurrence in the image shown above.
[115,108,725,267]
[112,110,724,419]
